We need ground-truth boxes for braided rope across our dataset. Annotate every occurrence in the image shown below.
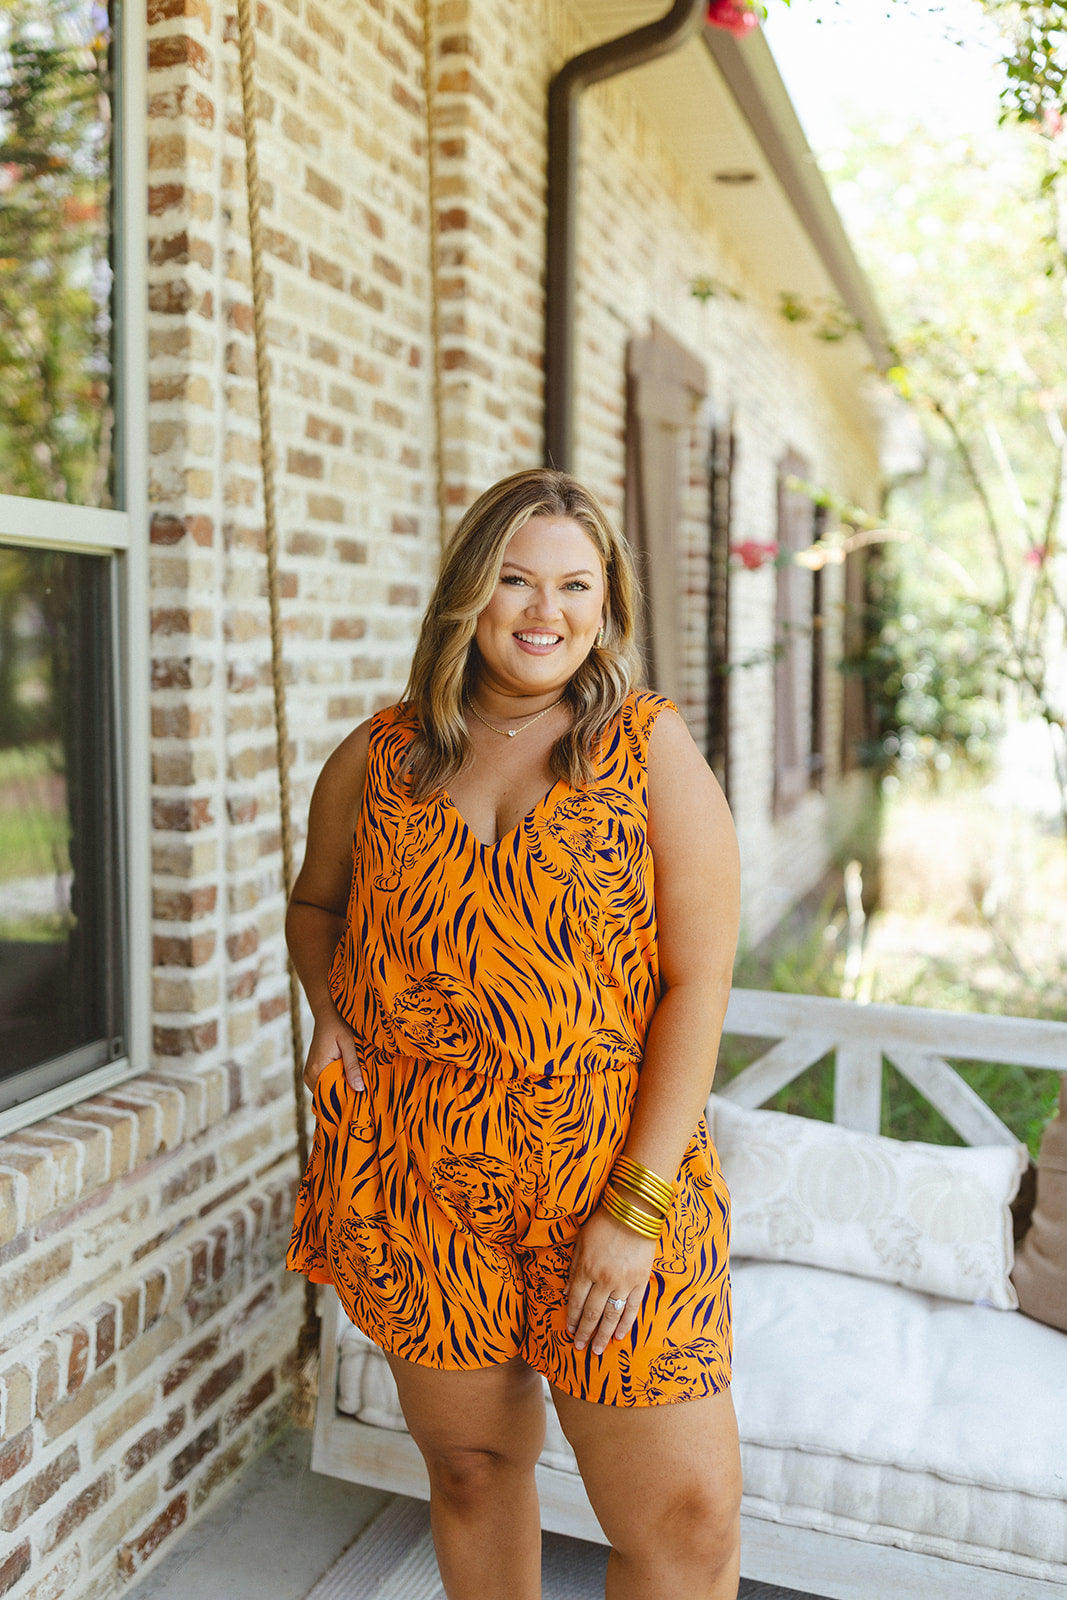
[234,0,315,1350]
[421,0,447,546]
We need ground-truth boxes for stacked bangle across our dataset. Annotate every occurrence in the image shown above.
[600,1156,677,1240]
[612,1156,675,1216]
[600,1182,662,1239]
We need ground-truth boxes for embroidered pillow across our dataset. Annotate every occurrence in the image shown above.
[708,1095,1028,1309]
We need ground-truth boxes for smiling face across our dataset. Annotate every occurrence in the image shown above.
[472,515,607,701]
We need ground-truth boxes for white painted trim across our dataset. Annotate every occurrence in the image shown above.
[0,0,150,1121]
[0,1057,141,1142]
[735,1514,1067,1600]
[0,493,129,553]
[724,987,1067,1071]
[114,0,151,1076]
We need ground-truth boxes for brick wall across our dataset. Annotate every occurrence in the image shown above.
[0,1073,298,1599]
[1,0,438,1593]
[0,2,883,1594]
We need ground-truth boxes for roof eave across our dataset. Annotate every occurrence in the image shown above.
[701,22,893,372]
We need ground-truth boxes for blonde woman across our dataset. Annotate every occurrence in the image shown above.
[286,467,741,1599]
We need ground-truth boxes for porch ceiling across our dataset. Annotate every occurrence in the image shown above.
[569,3,891,434]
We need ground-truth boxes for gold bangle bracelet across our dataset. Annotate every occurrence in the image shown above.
[613,1155,675,1205]
[611,1170,671,1217]
[600,1183,662,1240]
[612,1156,675,1215]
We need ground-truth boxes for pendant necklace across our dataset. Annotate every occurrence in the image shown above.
[467,695,566,738]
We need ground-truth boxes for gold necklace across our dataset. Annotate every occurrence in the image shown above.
[467,695,566,739]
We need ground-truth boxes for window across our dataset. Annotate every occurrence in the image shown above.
[0,0,146,1132]
[773,454,822,816]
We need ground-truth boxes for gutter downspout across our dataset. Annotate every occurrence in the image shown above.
[544,0,705,471]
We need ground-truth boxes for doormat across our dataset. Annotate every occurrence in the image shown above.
[303,1494,825,1600]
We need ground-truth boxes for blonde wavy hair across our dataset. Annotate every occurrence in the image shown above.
[402,468,643,798]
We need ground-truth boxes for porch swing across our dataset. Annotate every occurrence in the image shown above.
[232,2,1067,1597]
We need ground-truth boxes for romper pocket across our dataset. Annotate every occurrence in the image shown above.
[312,1056,347,1127]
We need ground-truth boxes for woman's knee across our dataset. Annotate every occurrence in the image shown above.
[422,1442,536,1511]
[618,1473,741,1573]
[387,1353,546,1507]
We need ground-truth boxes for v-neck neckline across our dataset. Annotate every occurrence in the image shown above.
[440,778,567,852]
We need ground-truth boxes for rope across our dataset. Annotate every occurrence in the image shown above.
[234,0,318,1364]
[421,0,447,546]
[232,0,447,1404]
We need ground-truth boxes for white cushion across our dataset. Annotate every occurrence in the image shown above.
[732,1259,1067,1579]
[708,1096,1027,1307]
[335,1261,1067,1580]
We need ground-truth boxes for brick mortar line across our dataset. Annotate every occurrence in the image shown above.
[0,1170,299,1439]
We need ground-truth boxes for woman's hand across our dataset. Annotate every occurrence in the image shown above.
[565,1206,658,1355]
[303,1006,364,1094]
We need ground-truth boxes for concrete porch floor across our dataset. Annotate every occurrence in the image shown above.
[125,1427,826,1600]
[125,1428,389,1600]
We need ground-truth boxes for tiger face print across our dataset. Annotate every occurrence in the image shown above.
[372,804,439,892]
[389,974,493,1072]
[618,1338,730,1404]
[430,1155,517,1238]
[331,1211,431,1353]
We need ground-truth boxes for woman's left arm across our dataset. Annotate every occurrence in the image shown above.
[566,708,740,1353]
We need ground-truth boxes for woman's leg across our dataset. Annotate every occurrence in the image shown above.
[385,1352,546,1600]
[551,1384,742,1600]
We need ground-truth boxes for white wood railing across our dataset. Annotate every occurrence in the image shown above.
[719,988,1067,1145]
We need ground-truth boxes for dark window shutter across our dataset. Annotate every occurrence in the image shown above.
[774,454,814,816]
[810,502,827,790]
[840,543,868,773]
[625,323,706,703]
[707,421,734,794]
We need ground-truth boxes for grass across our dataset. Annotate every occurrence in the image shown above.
[0,741,70,881]
[0,913,72,943]
[0,742,62,783]
[723,779,1063,1159]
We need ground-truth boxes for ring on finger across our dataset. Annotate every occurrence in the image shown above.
[608,1296,626,1312]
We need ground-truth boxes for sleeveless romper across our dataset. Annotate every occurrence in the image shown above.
[287,691,731,1406]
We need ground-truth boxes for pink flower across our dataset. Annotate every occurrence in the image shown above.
[731,539,779,571]
[1025,546,1048,567]
[1042,108,1065,139]
[706,1,760,38]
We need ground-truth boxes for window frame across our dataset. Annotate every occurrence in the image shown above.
[0,0,149,1137]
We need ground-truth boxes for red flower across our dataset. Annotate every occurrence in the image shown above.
[731,540,779,571]
[706,0,760,38]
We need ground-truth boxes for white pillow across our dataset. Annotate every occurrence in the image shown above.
[708,1094,1028,1309]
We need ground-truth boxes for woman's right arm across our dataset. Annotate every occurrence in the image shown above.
[285,718,372,1093]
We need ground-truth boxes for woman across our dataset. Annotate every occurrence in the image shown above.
[286,467,742,1599]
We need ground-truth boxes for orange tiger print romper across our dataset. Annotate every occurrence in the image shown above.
[287,691,732,1406]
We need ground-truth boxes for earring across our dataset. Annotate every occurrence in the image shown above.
[595,625,604,648]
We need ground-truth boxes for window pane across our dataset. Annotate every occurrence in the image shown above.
[0,544,122,1094]
[0,0,115,507]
